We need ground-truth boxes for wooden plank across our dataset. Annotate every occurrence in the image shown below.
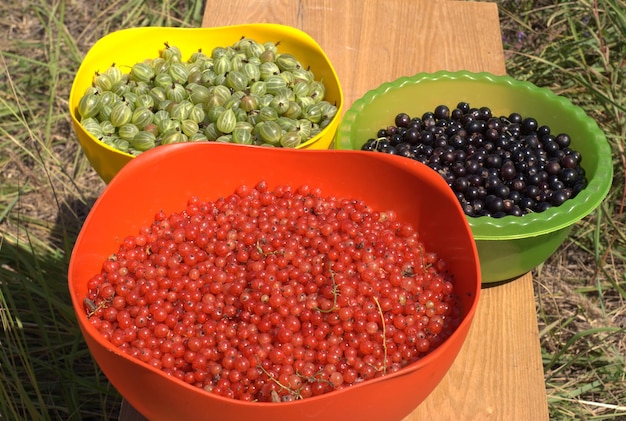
[202,1,547,419]
[201,0,507,108]
[118,1,549,419]
[405,273,548,419]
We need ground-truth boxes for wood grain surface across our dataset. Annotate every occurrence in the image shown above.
[118,1,549,419]
[406,273,548,420]
[202,0,507,108]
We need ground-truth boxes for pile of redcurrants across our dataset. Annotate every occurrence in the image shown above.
[84,182,461,402]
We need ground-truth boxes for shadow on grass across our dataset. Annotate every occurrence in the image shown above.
[0,193,122,421]
[48,194,99,255]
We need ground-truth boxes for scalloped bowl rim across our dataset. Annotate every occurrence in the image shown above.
[68,24,344,157]
[337,70,613,240]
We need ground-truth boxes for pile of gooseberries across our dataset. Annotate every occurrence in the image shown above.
[77,38,337,155]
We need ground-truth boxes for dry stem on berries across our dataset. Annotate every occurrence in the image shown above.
[84,297,112,319]
[373,296,388,375]
[257,363,302,401]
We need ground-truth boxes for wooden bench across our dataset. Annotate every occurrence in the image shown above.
[119,1,550,419]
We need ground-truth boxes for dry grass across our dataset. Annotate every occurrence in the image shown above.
[499,0,626,419]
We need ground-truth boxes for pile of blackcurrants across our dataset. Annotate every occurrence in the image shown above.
[361,102,588,218]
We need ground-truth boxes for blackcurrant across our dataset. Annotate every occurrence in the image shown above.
[395,113,411,128]
[434,104,451,120]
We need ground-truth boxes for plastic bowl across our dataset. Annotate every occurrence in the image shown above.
[68,142,480,421]
[334,70,613,283]
[68,24,344,184]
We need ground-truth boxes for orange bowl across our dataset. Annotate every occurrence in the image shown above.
[68,143,481,421]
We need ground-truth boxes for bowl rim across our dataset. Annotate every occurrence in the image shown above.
[68,142,481,408]
[336,70,613,240]
[68,24,344,157]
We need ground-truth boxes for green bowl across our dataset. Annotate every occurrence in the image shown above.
[335,70,613,283]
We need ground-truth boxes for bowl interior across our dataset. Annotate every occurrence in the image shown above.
[69,24,344,183]
[335,71,613,240]
[68,142,480,421]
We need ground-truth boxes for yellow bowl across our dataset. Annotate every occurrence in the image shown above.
[69,25,344,183]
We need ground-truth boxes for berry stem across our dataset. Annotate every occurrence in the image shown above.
[257,361,301,401]
[373,296,387,375]
[84,297,111,319]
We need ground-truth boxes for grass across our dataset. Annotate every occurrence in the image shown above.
[1,0,624,419]
[1,3,207,419]
[498,1,626,419]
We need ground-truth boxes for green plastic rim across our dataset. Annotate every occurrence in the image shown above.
[336,70,613,240]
